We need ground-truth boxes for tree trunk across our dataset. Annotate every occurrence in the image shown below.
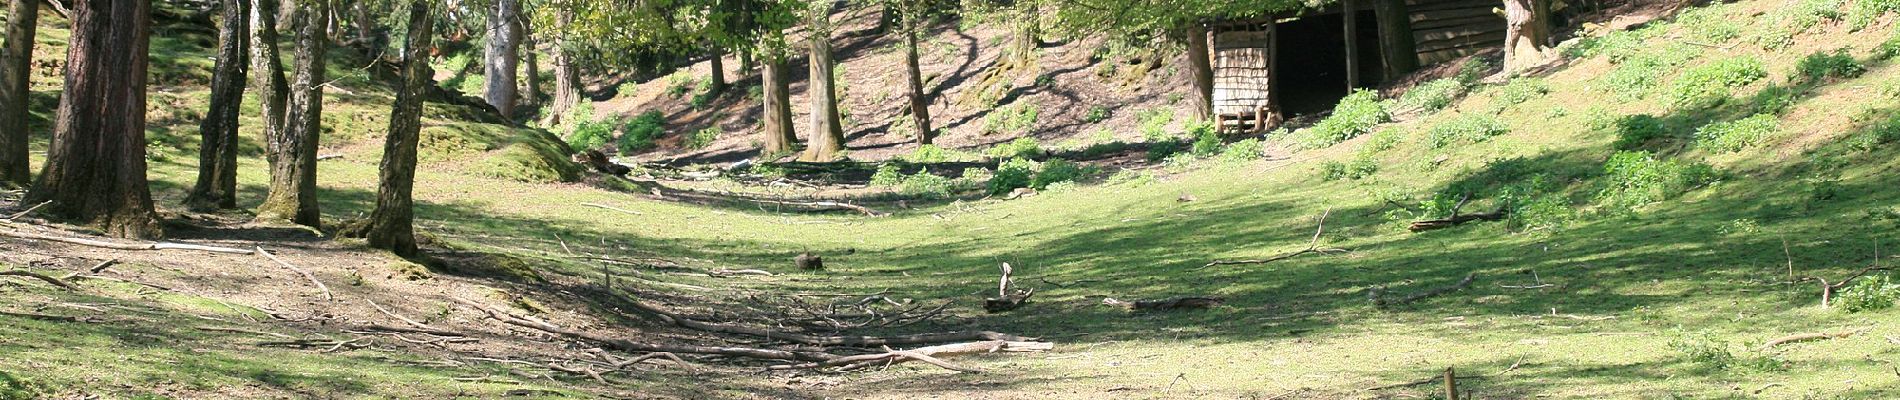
[367,0,433,257]
[250,0,289,167]
[186,0,251,211]
[738,48,754,75]
[1007,0,1039,67]
[760,31,796,155]
[351,0,378,48]
[1258,18,1283,132]
[548,8,579,124]
[1184,24,1214,123]
[484,0,521,118]
[902,17,932,145]
[1373,0,1418,79]
[256,0,327,227]
[1501,0,1554,75]
[800,4,846,162]
[523,42,539,108]
[708,45,727,95]
[0,0,38,187]
[26,0,161,239]
[1343,0,1361,89]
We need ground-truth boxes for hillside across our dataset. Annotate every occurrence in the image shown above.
[4,0,1900,398]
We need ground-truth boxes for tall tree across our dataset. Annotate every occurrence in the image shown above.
[799,1,846,162]
[186,0,252,211]
[707,45,726,95]
[1006,0,1039,67]
[484,0,522,118]
[1343,0,1360,88]
[523,20,541,109]
[28,0,161,238]
[1373,0,1417,78]
[547,7,581,123]
[1500,0,1554,75]
[1184,24,1213,122]
[367,0,434,257]
[251,0,290,167]
[895,0,933,144]
[759,28,796,154]
[0,0,39,187]
[256,0,328,227]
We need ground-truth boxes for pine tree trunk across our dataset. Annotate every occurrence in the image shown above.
[187,0,251,211]
[708,45,727,95]
[484,0,520,118]
[902,17,932,145]
[0,0,38,187]
[1374,0,1418,79]
[760,32,796,155]
[367,0,433,257]
[1343,0,1361,89]
[800,4,846,162]
[548,8,579,123]
[250,0,289,164]
[1501,0,1554,75]
[256,0,327,227]
[27,0,161,239]
[1184,24,1214,123]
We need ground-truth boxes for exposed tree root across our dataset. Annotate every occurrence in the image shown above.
[0,270,78,290]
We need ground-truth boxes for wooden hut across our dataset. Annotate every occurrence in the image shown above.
[1210,0,1506,132]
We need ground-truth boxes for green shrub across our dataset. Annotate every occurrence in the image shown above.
[1876,31,1900,61]
[618,111,665,153]
[1596,151,1717,212]
[1033,159,1090,189]
[1426,114,1510,148]
[1495,78,1550,106]
[1083,106,1112,123]
[1146,140,1184,162]
[1397,78,1465,112]
[1847,0,1900,30]
[899,171,955,198]
[1610,114,1670,150]
[684,127,720,150]
[1847,115,1900,152]
[566,119,616,151]
[1320,154,1378,181]
[1793,49,1866,84]
[1668,330,1782,372]
[982,104,1040,135]
[1295,89,1389,149]
[989,158,1036,194]
[903,144,950,163]
[1600,46,1700,101]
[1678,5,1741,43]
[1188,122,1221,157]
[870,163,905,187]
[1566,26,1660,62]
[1138,108,1176,140]
[1695,113,1779,153]
[664,73,697,98]
[1219,138,1265,162]
[1364,128,1404,152]
[986,137,1045,159]
[1454,57,1496,85]
[1838,275,1900,312]
[1668,56,1768,109]
[1750,85,1799,116]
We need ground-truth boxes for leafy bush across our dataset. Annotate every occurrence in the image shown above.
[618,111,665,153]
[1610,114,1670,150]
[1397,78,1465,112]
[1295,90,1389,149]
[1678,5,1741,43]
[982,104,1040,135]
[1138,108,1176,140]
[664,73,697,98]
[1188,122,1222,157]
[899,171,955,198]
[684,127,720,150]
[1320,154,1378,181]
[1566,26,1660,62]
[1668,57,1767,109]
[1454,57,1497,85]
[1838,275,1900,312]
[1596,151,1717,212]
[903,144,955,163]
[870,164,906,187]
[1750,85,1799,116]
[1793,49,1866,84]
[1426,114,1510,148]
[1219,138,1265,162]
[1876,31,1900,61]
[1695,113,1779,153]
[986,137,1044,159]
[566,119,616,151]
[1033,159,1090,189]
[1496,78,1550,106]
[1847,114,1900,152]
[1668,330,1782,372]
[989,158,1036,195]
[1083,106,1111,123]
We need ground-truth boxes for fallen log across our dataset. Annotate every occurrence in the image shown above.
[0,229,254,254]
[1408,210,1508,232]
[0,270,78,290]
[1759,328,1867,351]
[1102,297,1225,311]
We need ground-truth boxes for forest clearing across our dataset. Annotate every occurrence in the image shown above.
[3,0,1900,398]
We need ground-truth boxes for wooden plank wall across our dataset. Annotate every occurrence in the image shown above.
[1409,0,1505,64]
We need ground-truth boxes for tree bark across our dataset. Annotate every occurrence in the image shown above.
[256,0,327,227]
[521,16,539,108]
[484,0,521,118]
[1007,0,1038,67]
[27,0,161,239]
[800,4,846,162]
[186,0,251,211]
[708,45,727,95]
[1184,24,1214,123]
[1501,0,1554,75]
[548,8,580,124]
[902,15,932,145]
[250,0,289,167]
[0,0,38,187]
[760,30,796,155]
[367,0,433,257]
[738,48,754,75]
[1343,0,1361,89]
[1373,0,1418,79]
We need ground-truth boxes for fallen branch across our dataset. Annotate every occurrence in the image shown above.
[257,247,333,301]
[618,293,1029,347]
[258,338,370,352]
[4,201,49,221]
[1802,265,1893,308]
[984,262,1033,312]
[87,258,119,273]
[1203,209,1347,269]
[771,340,1055,372]
[1371,273,1479,307]
[707,269,774,277]
[0,229,254,254]
[1759,328,1867,351]
[0,310,89,323]
[1102,297,1225,311]
[753,200,885,217]
[0,270,78,290]
[366,299,455,335]
[1408,195,1507,232]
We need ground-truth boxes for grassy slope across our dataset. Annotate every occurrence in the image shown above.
[6,0,1900,399]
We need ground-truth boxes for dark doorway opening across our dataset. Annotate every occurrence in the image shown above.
[1274,10,1385,116]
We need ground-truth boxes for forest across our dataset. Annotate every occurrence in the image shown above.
[2,0,1899,398]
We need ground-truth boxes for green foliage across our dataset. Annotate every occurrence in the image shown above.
[1792,49,1866,84]
[1397,78,1465,113]
[1294,90,1389,149]
[1454,57,1497,85]
[1610,114,1670,150]
[1668,330,1784,372]
[902,144,968,163]
[684,127,721,150]
[1495,174,1575,231]
[1032,159,1090,189]
[1847,0,1900,30]
[1596,151,1717,213]
[1219,138,1265,162]
[1599,45,1700,101]
[1566,25,1661,62]
[1320,154,1378,181]
[1838,275,1900,312]
[664,73,698,98]
[982,103,1040,135]
[0,371,41,400]
[1146,140,1185,162]
[1426,114,1510,148]
[898,171,956,198]
[748,162,787,179]
[1137,108,1176,141]
[1668,57,1768,109]
[1695,113,1780,153]
[989,158,1036,195]
[1847,114,1900,152]
[1751,85,1799,116]
[1876,31,1900,61]
[479,129,583,183]
[1083,106,1112,124]
[986,137,1045,159]
[1188,122,1221,157]
[1495,78,1550,106]
[618,111,665,153]
[870,164,906,187]
[1677,5,1741,43]
[565,120,616,151]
